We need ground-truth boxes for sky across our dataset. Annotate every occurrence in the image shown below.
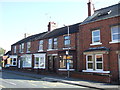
[0,0,119,52]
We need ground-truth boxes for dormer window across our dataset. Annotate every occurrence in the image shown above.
[98,10,111,17]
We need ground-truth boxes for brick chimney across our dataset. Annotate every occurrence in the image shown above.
[87,0,95,16]
[48,22,57,31]
[87,0,92,16]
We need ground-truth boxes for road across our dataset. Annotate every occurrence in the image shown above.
[0,71,96,89]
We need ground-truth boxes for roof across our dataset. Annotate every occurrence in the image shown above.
[12,32,47,46]
[4,51,11,55]
[43,22,81,39]
[81,3,120,25]
[84,47,110,52]
[12,22,81,46]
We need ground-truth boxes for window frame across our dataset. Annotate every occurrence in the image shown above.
[48,38,53,50]
[111,25,120,42]
[14,46,16,53]
[92,30,101,44]
[53,38,58,49]
[39,40,43,51]
[64,35,70,48]
[27,42,31,53]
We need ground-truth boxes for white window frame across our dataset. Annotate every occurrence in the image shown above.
[19,44,21,53]
[48,38,53,50]
[91,30,102,46]
[38,40,43,51]
[109,25,120,44]
[64,35,70,48]
[14,46,16,53]
[27,42,31,53]
[86,55,94,70]
[21,54,32,68]
[9,55,17,66]
[86,54,103,71]
[21,43,24,53]
[34,54,46,69]
[95,54,103,71]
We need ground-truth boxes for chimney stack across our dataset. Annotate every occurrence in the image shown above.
[87,0,92,16]
[48,22,57,31]
[87,0,95,16]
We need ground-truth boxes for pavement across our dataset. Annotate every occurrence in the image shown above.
[2,69,119,90]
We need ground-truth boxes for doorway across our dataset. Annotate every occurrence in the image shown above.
[48,56,57,72]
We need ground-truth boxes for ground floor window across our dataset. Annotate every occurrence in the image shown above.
[9,55,17,66]
[59,55,73,69]
[34,54,46,69]
[86,54,103,70]
[21,55,32,67]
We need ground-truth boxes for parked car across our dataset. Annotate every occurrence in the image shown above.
[5,64,11,68]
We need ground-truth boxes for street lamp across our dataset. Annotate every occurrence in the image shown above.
[64,25,70,78]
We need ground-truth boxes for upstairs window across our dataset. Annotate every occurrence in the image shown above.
[64,36,70,48]
[48,38,53,50]
[53,38,58,49]
[14,46,16,53]
[92,30,100,44]
[19,45,21,53]
[39,40,43,51]
[111,25,120,42]
[21,43,24,53]
[27,42,31,52]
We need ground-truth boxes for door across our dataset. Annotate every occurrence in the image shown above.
[48,56,57,72]
[48,56,53,71]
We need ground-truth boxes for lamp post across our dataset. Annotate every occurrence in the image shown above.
[64,25,70,78]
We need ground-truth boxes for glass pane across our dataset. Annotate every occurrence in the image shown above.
[64,40,70,45]
[60,59,66,69]
[69,60,73,68]
[96,55,102,61]
[97,63,102,69]
[13,62,16,65]
[88,63,93,69]
[93,37,100,42]
[13,58,16,61]
[88,56,93,61]
[93,30,100,36]
[113,34,120,40]
[112,26,120,34]
[64,36,70,39]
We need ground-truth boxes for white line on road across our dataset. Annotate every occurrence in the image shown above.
[0,85,6,88]
[2,80,16,85]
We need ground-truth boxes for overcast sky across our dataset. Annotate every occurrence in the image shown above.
[0,0,119,52]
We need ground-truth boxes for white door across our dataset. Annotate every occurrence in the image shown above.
[118,54,120,80]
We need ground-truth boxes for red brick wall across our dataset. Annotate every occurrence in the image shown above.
[79,16,120,82]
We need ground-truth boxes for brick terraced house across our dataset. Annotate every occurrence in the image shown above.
[10,22,81,75]
[9,1,120,83]
[77,3,120,83]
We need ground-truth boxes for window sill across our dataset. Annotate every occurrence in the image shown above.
[63,47,71,50]
[34,67,45,69]
[90,42,102,46]
[109,41,120,44]
[26,51,30,53]
[38,50,43,52]
[47,49,58,51]
[82,70,110,73]
[58,69,75,71]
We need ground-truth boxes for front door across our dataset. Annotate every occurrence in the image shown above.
[48,56,57,72]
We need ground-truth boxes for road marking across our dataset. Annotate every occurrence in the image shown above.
[2,80,16,85]
[0,85,6,88]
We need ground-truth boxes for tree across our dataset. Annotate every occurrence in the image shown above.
[0,47,5,56]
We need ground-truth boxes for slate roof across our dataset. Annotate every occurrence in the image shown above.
[12,22,81,46]
[84,47,110,52]
[81,3,120,25]
[43,22,81,39]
